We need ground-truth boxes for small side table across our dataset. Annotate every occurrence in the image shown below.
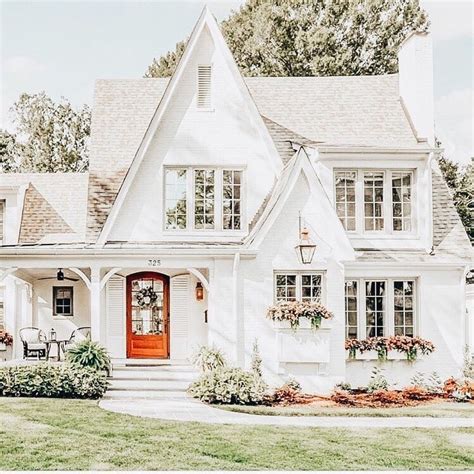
[45,340,68,361]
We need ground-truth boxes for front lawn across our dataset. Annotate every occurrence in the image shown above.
[0,398,473,470]
[219,400,474,418]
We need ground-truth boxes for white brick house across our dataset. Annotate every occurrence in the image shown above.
[0,8,472,391]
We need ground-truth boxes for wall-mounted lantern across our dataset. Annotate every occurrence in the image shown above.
[195,282,204,301]
[295,214,316,265]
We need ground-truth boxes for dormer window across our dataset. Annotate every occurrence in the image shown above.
[197,65,212,109]
[334,169,414,234]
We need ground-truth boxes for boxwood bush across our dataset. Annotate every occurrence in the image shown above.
[0,364,108,399]
[188,367,267,405]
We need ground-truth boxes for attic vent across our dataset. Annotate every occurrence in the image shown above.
[197,65,212,109]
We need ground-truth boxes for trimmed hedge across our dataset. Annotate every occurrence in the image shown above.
[0,364,108,399]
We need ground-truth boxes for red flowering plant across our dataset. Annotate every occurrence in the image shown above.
[267,300,333,330]
[345,335,435,362]
[0,330,13,347]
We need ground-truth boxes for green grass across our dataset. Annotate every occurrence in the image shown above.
[218,401,474,418]
[0,397,473,470]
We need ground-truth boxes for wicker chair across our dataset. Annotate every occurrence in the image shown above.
[62,326,91,352]
[19,327,47,360]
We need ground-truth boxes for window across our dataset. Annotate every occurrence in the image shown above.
[345,280,358,339]
[197,65,212,109]
[364,172,385,231]
[335,171,356,231]
[165,169,187,230]
[394,280,414,336]
[344,278,416,339]
[164,167,244,232]
[194,169,215,229]
[223,170,242,230]
[333,169,414,233]
[275,273,323,302]
[53,287,73,316]
[392,172,412,231]
[365,280,386,337]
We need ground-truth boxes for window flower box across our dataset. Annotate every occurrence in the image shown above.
[346,350,410,361]
[267,300,333,331]
[273,317,333,331]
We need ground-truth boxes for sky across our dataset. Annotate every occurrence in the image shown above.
[1,0,473,165]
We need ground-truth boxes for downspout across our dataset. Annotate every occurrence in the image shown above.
[233,252,242,365]
[427,151,435,252]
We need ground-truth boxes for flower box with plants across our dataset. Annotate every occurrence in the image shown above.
[0,331,13,351]
[345,336,435,362]
[267,300,333,331]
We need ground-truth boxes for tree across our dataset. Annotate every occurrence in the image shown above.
[145,0,429,78]
[1,92,91,173]
[438,154,474,242]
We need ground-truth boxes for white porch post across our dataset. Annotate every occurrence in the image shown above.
[90,266,102,343]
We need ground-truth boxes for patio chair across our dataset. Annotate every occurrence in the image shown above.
[62,326,91,352]
[19,327,48,360]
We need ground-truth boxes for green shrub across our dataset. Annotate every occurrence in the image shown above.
[251,339,263,378]
[66,339,110,373]
[189,367,267,405]
[367,367,389,393]
[191,345,226,373]
[0,364,108,399]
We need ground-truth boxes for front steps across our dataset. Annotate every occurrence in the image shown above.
[103,362,199,400]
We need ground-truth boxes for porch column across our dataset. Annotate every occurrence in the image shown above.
[90,266,102,343]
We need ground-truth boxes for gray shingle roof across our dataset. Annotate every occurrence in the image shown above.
[0,173,88,243]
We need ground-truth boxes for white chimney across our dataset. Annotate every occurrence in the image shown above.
[398,32,435,146]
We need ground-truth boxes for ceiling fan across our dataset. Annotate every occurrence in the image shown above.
[37,269,79,282]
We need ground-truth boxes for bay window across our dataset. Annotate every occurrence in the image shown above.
[334,169,414,234]
[344,278,416,339]
[275,272,323,302]
[164,167,243,231]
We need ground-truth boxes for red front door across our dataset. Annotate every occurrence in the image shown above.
[126,272,169,359]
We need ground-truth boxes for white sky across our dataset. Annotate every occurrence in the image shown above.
[1,0,472,164]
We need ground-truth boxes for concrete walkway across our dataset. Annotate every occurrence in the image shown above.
[99,397,474,428]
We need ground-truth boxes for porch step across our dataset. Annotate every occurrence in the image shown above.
[103,362,199,401]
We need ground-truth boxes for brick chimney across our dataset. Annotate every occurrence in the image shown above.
[398,32,435,146]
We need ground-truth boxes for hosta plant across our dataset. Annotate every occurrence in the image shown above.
[66,339,111,373]
[267,300,333,330]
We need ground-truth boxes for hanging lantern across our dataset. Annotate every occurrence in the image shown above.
[195,282,204,301]
[56,269,65,281]
[295,227,317,264]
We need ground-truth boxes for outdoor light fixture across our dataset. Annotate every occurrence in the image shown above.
[195,282,204,301]
[56,269,65,281]
[295,214,316,265]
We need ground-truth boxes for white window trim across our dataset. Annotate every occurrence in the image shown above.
[274,271,326,304]
[334,168,416,236]
[163,166,246,234]
[345,277,418,339]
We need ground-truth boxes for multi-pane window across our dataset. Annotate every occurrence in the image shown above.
[335,171,356,231]
[53,287,73,316]
[334,169,415,234]
[275,274,297,301]
[394,280,414,336]
[364,172,385,231]
[392,172,412,231]
[194,169,215,229]
[365,281,386,337]
[165,169,187,230]
[223,170,242,230]
[164,167,243,232]
[345,280,358,339]
[344,278,416,339]
[275,273,323,303]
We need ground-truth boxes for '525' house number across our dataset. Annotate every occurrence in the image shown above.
[147,259,161,267]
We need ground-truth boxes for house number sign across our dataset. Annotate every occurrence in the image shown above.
[147,259,162,267]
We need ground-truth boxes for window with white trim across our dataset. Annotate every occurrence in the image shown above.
[275,273,323,302]
[197,65,212,109]
[53,287,73,317]
[164,167,243,232]
[334,169,414,233]
[344,278,416,339]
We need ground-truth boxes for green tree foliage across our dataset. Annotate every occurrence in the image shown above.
[1,92,91,173]
[438,154,473,242]
[145,0,429,78]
